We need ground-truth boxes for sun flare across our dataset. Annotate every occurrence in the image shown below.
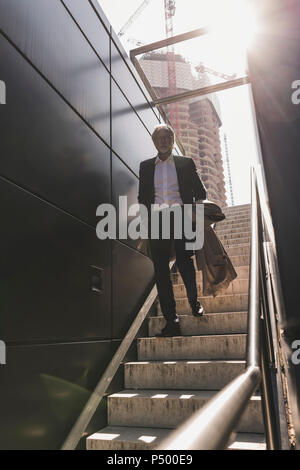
[203,0,258,50]
[174,0,258,76]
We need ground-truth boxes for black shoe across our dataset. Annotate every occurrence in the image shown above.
[190,301,205,317]
[156,321,181,337]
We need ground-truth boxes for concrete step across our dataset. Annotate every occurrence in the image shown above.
[215,220,251,231]
[215,225,251,236]
[137,334,247,361]
[223,207,250,214]
[229,254,250,267]
[171,265,249,285]
[158,293,249,314]
[125,360,246,390]
[222,204,251,212]
[148,312,248,336]
[223,207,251,216]
[216,229,251,240]
[108,389,264,433]
[215,215,251,227]
[227,433,266,450]
[225,244,250,257]
[87,426,265,451]
[223,214,251,223]
[217,213,251,221]
[220,236,250,246]
[218,231,251,241]
[86,425,169,450]
[173,278,249,297]
[223,204,251,212]
[223,211,251,219]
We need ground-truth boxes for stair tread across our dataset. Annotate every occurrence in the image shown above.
[176,292,249,300]
[138,334,247,360]
[126,359,246,365]
[150,311,248,318]
[125,360,248,390]
[220,232,251,237]
[107,390,263,432]
[87,426,265,450]
[222,238,250,243]
[223,248,250,252]
[217,226,251,231]
[87,425,170,448]
[219,231,251,235]
[227,433,266,450]
[216,227,251,232]
[216,225,251,231]
[109,389,261,401]
[139,333,247,340]
[173,278,249,286]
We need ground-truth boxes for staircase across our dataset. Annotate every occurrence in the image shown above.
[87,204,266,451]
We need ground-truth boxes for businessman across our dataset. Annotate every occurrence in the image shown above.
[138,124,207,337]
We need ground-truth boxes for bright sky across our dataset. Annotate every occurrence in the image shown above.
[99,0,260,205]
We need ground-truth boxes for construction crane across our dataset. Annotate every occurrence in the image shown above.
[118,0,180,136]
[124,35,146,48]
[196,63,237,81]
[223,133,235,206]
[164,0,181,137]
[118,0,153,38]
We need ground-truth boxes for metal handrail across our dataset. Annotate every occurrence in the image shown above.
[254,165,289,449]
[156,166,266,450]
[61,259,175,450]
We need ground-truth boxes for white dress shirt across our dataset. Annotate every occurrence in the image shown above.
[154,154,183,210]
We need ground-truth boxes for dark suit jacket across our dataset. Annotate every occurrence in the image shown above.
[138,155,207,211]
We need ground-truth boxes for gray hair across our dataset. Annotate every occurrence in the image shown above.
[152,124,175,141]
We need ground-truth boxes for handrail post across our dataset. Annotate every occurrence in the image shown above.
[252,166,282,449]
[246,168,261,368]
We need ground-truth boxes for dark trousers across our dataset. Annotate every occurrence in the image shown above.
[149,210,198,323]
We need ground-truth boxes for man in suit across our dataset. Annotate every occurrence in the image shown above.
[138,124,207,337]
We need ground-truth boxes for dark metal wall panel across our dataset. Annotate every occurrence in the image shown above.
[0,35,110,228]
[62,0,110,71]
[111,81,155,175]
[0,341,112,449]
[88,0,111,31]
[111,42,160,131]
[112,153,148,256]
[0,0,110,143]
[0,0,163,449]
[110,29,161,122]
[112,240,153,338]
[0,177,111,343]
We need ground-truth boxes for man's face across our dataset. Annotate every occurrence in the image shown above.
[152,129,174,154]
